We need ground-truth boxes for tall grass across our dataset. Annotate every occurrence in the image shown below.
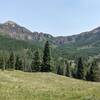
[0,70,100,100]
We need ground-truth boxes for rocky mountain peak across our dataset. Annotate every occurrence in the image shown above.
[0,20,54,41]
[91,27,100,34]
[4,20,17,26]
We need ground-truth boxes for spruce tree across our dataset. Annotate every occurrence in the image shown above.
[8,51,15,70]
[15,55,23,70]
[0,56,5,70]
[57,65,63,75]
[31,49,41,72]
[76,57,85,79]
[0,57,3,69]
[86,60,100,82]
[41,41,51,72]
[64,60,71,77]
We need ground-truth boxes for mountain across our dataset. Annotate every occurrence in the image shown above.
[0,20,77,44]
[54,26,100,45]
[0,21,53,42]
[1,21,100,45]
[0,20,100,58]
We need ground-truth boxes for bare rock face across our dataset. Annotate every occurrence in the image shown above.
[4,20,17,26]
[0,21,33,40]
[0,20,54,42]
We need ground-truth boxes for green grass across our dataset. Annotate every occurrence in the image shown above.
[0,70,100,100]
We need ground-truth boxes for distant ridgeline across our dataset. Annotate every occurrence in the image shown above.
[0,21,100,82]
[0,21,100,58]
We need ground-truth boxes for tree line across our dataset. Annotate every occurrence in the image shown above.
[0,41,51,72]
[56,57,100,82]
[0,41,100,82]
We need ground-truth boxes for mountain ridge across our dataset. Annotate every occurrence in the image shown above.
[0,20,100,47]
[0,20,100,57]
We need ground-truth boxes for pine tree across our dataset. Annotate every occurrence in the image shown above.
[41,41,51,72]
[57,65,63,75]
[76,57,85,79]
[15,55,23,70]
[8,51,15,70]
[64,60,71,77]
[0,56,5,70]
[86,60,100,82]
[0,57,3,69]
[31,49,41,72]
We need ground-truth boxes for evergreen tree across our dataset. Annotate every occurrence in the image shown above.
[0,56,5,70]
[15,55,23,70]
[8,51,15,70]
[86,60,100,82]
[41,41,51,72]
[0,57,3,69]
[31,49,41,72]
[21,49,28,72]
[76,57,85,79]
[63,60,66,76]
[57,65,63,75]
[64,60,71,77]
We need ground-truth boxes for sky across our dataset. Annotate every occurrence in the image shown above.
[0,0,100,36]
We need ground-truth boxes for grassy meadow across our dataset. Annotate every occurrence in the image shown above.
[0,70,100,100]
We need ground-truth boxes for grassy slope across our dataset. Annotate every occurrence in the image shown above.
[0,71,100,100]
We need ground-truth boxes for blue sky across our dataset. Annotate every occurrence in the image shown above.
[0,0,100,36]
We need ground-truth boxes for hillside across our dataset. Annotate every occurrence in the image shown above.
[0,70,100,100]
[0,21,100,58]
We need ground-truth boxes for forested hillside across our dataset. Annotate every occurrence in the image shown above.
[1,21,100,58]
[0,21,100,82]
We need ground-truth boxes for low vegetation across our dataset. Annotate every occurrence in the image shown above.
[0,70,100,100]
